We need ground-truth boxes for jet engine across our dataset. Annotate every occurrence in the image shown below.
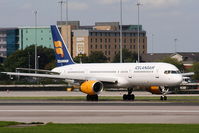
[148,86,162,94]
[80,80,103,95]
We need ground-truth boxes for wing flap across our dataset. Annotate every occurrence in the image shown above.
[2,72,65,79]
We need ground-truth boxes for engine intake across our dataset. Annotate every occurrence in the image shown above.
[148,86,162,94]
[80,80,103,95]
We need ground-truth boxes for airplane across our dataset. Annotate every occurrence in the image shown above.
[2,25,183,101]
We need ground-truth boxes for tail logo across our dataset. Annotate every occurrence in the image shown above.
[54,41,64,57]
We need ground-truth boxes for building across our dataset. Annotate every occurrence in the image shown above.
[59,21,147,62]
[19,27,53,50]
[142,52,199,68]
[0,21,147,62]
[0,28,19,57]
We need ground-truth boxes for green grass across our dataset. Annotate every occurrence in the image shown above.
[0,122,199,133]
[0,121,21,127]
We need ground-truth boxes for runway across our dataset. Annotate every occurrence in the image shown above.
[0,101,199,124]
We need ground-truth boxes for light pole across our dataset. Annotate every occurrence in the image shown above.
[65,0,68,23]
[37,56,40,69]
[28,52,30,72]
[65,0,69,45]
[58,0,64,24]
[34,10,37,70]
[174,38,178,53]
[152,34,154,54]
[119,0,123,63]
[137,0,142,62]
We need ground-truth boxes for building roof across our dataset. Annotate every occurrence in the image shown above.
[142,52,199,64]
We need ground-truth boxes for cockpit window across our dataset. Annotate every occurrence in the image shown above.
[164,70,180,74]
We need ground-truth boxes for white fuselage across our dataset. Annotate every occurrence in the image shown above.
[52,62,183,88]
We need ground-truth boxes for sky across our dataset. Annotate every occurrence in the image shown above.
[0,0,199,53]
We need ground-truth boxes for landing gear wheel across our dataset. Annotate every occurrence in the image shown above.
[160,96,167,101]
[123,94,135,101]
[87,94,98,101]
[164,96,167,101]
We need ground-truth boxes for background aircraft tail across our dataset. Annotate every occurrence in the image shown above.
[51,25,75,67]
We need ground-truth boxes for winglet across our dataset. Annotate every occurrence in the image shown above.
[51,25,75,67]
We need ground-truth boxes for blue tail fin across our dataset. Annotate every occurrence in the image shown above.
[51,25,75,67]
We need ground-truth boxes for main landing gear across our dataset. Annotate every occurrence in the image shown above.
[86,94,98,101]
[123,88,135,101]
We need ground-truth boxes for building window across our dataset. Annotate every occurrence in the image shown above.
[124,39,126,43]
[124,45,126,49]
[130,39,132,43]
[100,45,102,49]
[95,38,97,43]
[108,38,111,43]
[143,39,145,43]
[108,51,110,55]
[115,39,117,43]
[105,51,107,55]
[134,39,136,43]
[105,39,107,43]
[95,45,98,49]
[91,38,93,43]
[91,45,93,49]
[41,38,43,40]
[100,38,102,43]
[49,38,51,40]
[143,45,145,49]
[130,45,132,49]
[26,38,28,41]
[115,45,117,49]
[26,30,28,33]
[133,45,136,49]
[41,30,43,33]
[105,45,107,49]
[108,45,111,49]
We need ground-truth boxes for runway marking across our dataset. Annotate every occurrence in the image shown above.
[0,110,199,113]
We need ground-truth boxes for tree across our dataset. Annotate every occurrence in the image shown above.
[4,45,55,71]
[113,48,138,63]
[88,51,107,63]
[160,57,184,71]
[73,54,89,63]
[74,51,107,63]
[191,62,199,80]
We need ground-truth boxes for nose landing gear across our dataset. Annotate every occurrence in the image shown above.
[160,87,169,101]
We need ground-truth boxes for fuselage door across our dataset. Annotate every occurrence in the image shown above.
[128,69,132,78]
[155,68,159,78]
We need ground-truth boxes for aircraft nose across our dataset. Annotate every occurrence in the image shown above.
[176,75,183,84]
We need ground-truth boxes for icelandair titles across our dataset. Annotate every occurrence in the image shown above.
[135,66,155,70]
[57,59,69,63]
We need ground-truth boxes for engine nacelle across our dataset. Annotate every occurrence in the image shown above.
[148,86,162,94]
[80,80,103,95]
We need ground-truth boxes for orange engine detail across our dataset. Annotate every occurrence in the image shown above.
[80,80,103,95]
[148,86,162,94]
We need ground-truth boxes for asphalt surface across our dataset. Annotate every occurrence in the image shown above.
[0,91,199,124]
[0,101,199,124]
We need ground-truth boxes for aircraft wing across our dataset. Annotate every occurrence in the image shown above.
[2,72,66,79]
[2,72,117,83]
